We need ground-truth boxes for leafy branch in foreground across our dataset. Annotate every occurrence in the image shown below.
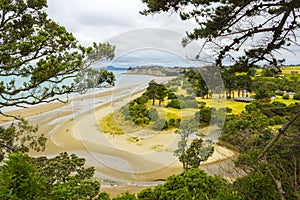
[0,153,107,199]
[141,0,300,67]
[0,0,115,110]
[0,119,45,162]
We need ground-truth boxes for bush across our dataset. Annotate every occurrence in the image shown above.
[167,92,177,100]
[245,104,257,112]
[259,98,271,103]
[152,118,168,130]
[198,101,206,108]
[282,94,289,100]
[167,99,181,109]
[226,107,233,113]
[268,119,275,126]
[149,108,159,121]
[275,91,284,96]
[133,117,145,125]
[272,116,286,125]
[293,93,300,100]
[271,101,287,107]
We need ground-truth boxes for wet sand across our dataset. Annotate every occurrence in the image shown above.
[1,76,238,197]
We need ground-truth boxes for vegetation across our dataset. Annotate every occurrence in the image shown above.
[0,153,107,199]
[0,0,115,110]
[141,0,300,68]
[1,0,300,199]
[127,65,180,76]
[0,0,116,162]
[99,113,124,135]
[0,0,116,199]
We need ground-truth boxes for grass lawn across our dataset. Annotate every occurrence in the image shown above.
[272,95,300,105]
[197,97,247,114]
[225,101,248,114]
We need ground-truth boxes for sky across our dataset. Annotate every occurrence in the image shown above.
[46,0,300,67]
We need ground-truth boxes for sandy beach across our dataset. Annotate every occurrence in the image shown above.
[1,76,238,197]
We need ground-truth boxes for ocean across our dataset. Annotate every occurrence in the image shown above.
[0,69,161,112]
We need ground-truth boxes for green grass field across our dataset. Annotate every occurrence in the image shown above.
[272,95,300,105]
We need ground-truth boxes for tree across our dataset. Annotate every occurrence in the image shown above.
[141,0,300,68]
[0,0,115,112]
[178,138,214,170]
[75,68,115,94]
[145,80,159,105]
[0,153,105,199]
[174,120,198,170]
[148,107,159,121]
[0,153,47,199]
[137,168,242,199]
[156,84,168,106]
[0,119,46,162]
[0,0,115,162]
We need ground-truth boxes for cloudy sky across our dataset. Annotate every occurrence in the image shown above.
[46,0,300,67]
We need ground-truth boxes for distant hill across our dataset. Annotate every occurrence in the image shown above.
[106,66,128,71]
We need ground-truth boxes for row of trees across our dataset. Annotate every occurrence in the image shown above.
[184,65,300,100]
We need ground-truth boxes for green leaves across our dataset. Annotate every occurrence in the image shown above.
[0,153,104,199]
[0,153,47,199]
[0,0,116,109]
[0,119,45,162]
[137,168,242,199]
[141,0,300,67]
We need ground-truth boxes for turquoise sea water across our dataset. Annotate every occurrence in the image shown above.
[0,69,157,112]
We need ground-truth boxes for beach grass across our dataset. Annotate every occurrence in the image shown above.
[99,113,124,135]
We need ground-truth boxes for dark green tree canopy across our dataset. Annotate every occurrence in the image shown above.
[141,0,300,67]
[0,0,115,112]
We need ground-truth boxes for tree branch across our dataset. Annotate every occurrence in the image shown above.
[259,110,300,159]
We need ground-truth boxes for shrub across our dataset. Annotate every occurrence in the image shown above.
[293,93,300,100]
[167,99,181,109]
[245,104,257,113]
[268,119,275,126]
[271,101,287,107]
[133,117,146,125]
[275,91,284,96]
[198,101,206,108]
[282,94,289,100]
[152,118,168,130]
[259,98,271,103]
[272,116,286,125]
[149,108,159,121]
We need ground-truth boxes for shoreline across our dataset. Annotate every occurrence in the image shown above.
[2,76,238,197]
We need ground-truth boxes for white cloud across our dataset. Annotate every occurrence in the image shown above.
[46,0,300,65]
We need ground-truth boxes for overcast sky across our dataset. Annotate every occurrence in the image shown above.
[46,0,300,67]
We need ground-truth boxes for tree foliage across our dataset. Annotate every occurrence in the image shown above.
[0,119,46,162]
[0,0,115,111]
[0,153,47,199]
[138,168,242,199]
[174,119,213,170]
[145,80,168,106]
[0,152,105,199]
[141,0,300,67]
